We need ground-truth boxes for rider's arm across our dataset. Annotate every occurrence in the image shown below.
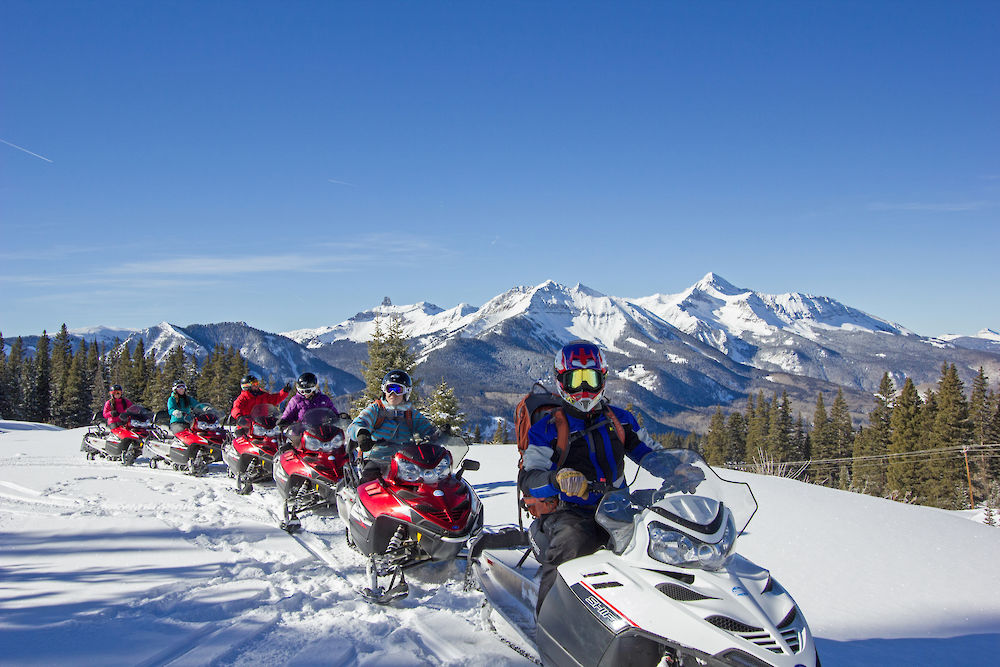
[279,395,300,423]
[347,403,378,442]
[518,416,561,499]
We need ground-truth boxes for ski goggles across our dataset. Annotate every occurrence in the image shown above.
[384,383,408,395]
[241,380,260,389]
[297,386,317,397]
[562,368,604,392]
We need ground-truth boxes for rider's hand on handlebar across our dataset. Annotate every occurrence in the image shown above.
[555,468,588,498]
[672,463,705,494]
[356,429,373,452]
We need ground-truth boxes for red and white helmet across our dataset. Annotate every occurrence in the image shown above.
[554,340,608,413]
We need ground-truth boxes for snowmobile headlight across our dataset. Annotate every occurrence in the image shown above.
[647,522,697,567]
[302,434,324,451]
[132,419,152,428]
[396,459,423,483]
[647,516,737,571]
[329,433,344,449]
[252,423,278,437]
[421,457,452,484]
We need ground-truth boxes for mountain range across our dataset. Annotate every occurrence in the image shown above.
[15,273,1000,434]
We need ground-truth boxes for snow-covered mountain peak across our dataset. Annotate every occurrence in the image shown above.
[693,272,744,297]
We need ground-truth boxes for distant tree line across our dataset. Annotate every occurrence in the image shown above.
[0,325,250,426]
[702,364,1000,510]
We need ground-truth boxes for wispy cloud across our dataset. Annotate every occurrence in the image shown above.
[867,201,994,212]
[0,138,53,163]
[327,178,358,187]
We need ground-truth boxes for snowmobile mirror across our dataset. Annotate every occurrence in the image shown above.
[461,459,480,472]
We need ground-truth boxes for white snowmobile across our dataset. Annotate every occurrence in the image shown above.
[473,449,819,667]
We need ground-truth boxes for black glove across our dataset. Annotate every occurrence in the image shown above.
[440,423,452,435]
[276,417,291,428]
[282,382,292,393]
[356,429,373,452]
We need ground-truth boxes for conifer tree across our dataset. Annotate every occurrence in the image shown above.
[703,407,728,466]
[969,367,991,447]
[4,338,27,420]
[744,391,769,461]
[852,372,894,494]
[924,363,970,507]
[473,424,482,443]
[887,378,923,500]
[58,349,88,427]
[50,325,73,424]
[492,418,510,444]
[353,316,417,414]
[421,380,466,432]
[829,389,854,489]
[810,392,833,484]
[86,341,108,416]
[25,331,52,423]
[725,412,747,463]
[0,334,13,419]
[766,391,793,461]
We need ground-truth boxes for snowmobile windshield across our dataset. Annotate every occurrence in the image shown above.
[596,449,757,554]
[248,403,280,426]
[290,407,346,450]
[121,404,153,425]
[435,432,469,467]
[191,404,223,428]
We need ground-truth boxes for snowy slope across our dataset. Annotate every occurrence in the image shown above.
[2,421,999,666]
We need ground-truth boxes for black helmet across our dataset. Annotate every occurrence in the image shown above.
[381,369,412,399]
[240,374,260,390]
[109,384,123,394]
[172,380,187,392]
[296,372,318,396]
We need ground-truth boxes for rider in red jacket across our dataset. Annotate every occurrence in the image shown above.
[230,374,291,423]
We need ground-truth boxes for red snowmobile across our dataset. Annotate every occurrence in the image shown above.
[146,403,227,475]
[223,403,283,495]
[273,407,351,533]
[80,403,155,466]
[335,434,483,603]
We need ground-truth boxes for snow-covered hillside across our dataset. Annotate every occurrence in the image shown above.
[2,421,998,666]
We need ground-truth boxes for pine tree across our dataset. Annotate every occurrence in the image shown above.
[50,325,73,424]
[725,412,747,463]
[810,392,833,484]
[887,378,923,501]
[492,418,510,444]
[353,316,417,414]
[766,391,793,461]
[852,372,894,494]
[86,341,107,416]
[925,363,970,507]
[59,349,88,427]
[745,391,769,461]
[829,389,854,489]
[25,331,52,423]
[0,333,13,419]
[969,367,991,447]
[703,407,728,466]
[421,380,467,432]
[473,424,482,443]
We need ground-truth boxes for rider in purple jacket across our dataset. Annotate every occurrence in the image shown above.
[278,373,338,426]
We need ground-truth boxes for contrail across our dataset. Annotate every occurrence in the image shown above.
[0,138,53,163]
[327,178,357,187]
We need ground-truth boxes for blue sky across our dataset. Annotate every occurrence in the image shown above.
[2,1,997,339]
